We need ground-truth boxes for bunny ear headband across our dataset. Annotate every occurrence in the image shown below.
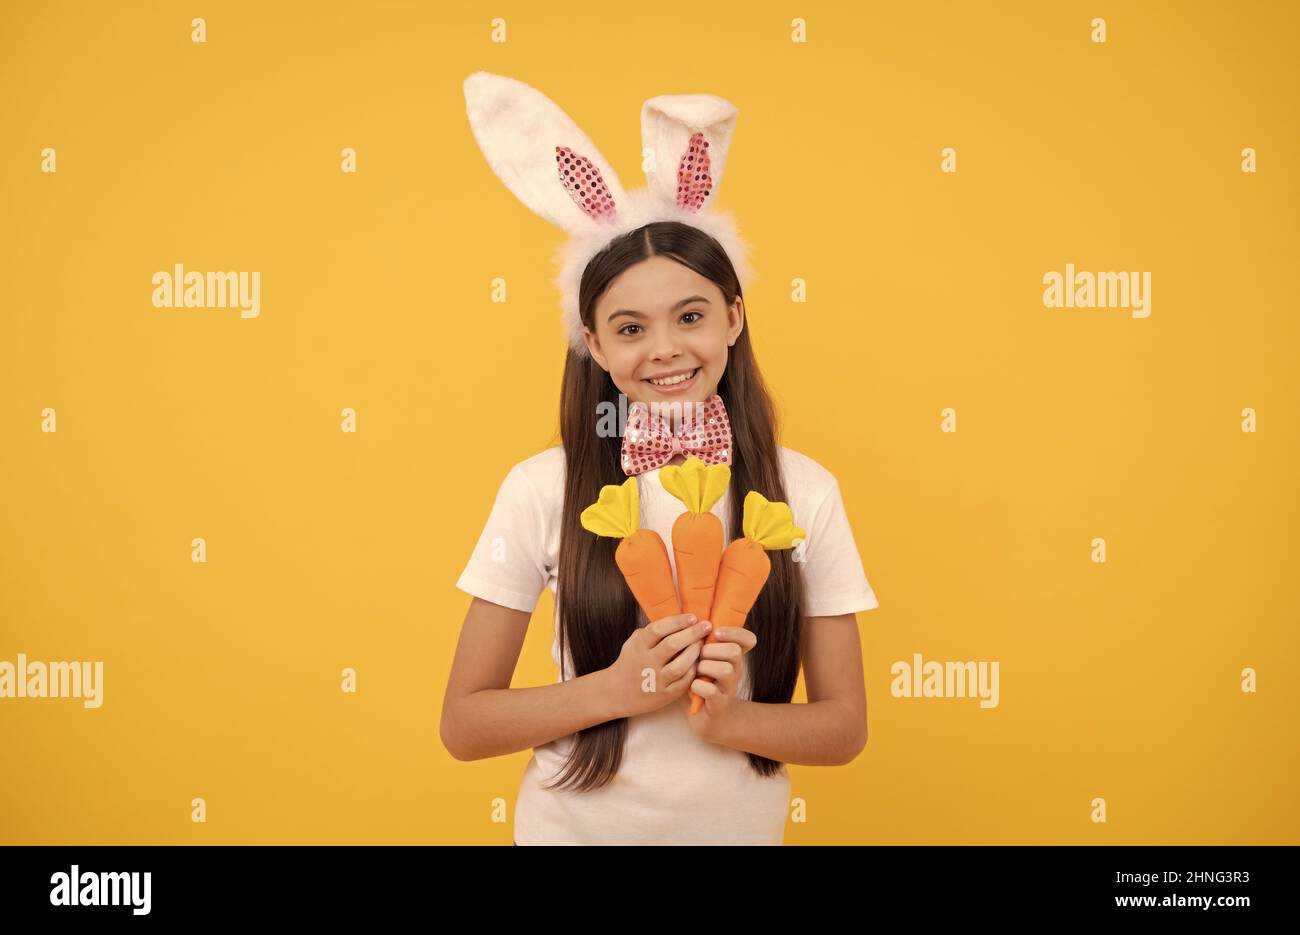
[462,71,754,358]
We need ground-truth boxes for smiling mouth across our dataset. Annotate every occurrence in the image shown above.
[644,367,700,387]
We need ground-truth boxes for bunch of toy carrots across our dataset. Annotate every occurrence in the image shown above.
[579,456,805,715]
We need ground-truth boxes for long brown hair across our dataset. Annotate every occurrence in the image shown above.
[543,221,806,792]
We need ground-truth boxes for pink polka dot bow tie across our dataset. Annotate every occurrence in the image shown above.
[620,393,733,476]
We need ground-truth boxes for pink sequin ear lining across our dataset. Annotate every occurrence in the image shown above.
[556,146,617,221]
[675,132,712,211]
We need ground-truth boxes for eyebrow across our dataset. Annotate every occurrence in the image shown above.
[607,294,711,324]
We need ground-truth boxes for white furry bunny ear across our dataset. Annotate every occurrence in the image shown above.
[463,71,628,234]
[640,94,738,213]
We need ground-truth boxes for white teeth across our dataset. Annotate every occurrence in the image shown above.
[647,368,697,386]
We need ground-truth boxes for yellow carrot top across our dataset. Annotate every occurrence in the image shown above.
[579,477,641,539]
[741,491,806,549]
[660,455,730,514]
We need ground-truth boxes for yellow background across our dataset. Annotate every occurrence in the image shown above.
[1,0,1296,844]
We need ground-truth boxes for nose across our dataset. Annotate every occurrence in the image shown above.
[650,336,682,361]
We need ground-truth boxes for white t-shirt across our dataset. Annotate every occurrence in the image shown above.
[454,445,879,845]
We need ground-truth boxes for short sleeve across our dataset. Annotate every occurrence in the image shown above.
[796,479,880,618]
[454,464,550,614]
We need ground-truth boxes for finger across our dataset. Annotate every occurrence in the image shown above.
[710,627,757,652]
[663,662,698,696]
[691,677,720,698]
[646,614,699,642]
[653,620,712,662]
[687,672,717,701]
[700,641,743,662]
[696,659,733,681]
[662,639,702,682]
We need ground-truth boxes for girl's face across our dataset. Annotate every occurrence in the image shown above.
[582,255,744,409]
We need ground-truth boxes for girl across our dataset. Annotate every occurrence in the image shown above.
[444,73,880,845]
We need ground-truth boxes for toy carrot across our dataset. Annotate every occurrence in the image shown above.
[580,477,681,624]
[660,456,730,711]
[659,456,730,620]
[690,490,806,715]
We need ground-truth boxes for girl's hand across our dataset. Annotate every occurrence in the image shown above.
[686,626,758,740]
[602,614,712,719]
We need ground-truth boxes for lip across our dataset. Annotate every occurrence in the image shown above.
[642,366,701,395]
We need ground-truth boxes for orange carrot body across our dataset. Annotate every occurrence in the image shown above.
[707,539,772,630]
[615,529,682,623]
[671,511,726,621]
[690,539,772,714]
